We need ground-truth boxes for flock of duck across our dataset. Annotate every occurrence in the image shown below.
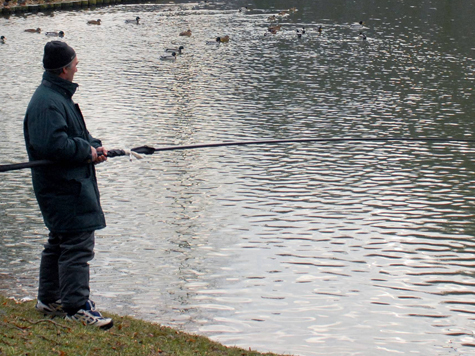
[1,28,64,42]
[0,5,368,54]
[0,27,64,43]
[0,15,140,45]
[155,22,233,60]
[156,6,312,61]
[264,13,367,40]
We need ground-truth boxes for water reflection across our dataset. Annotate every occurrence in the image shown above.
[2,0,475,355]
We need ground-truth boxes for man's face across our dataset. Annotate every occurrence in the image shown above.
[62,56,79,82]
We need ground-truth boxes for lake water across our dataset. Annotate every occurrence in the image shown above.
[2,0,475,355]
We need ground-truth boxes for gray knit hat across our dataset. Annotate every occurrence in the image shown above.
[43,41,76,70]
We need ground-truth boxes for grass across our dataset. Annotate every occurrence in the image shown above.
[0,295,290,356]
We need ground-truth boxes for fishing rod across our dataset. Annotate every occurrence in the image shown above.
[2,136,475,173]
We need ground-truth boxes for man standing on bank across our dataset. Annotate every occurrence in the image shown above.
[24,41,113,330]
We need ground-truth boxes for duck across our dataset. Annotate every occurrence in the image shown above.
[219,35,230,43]
[318,26,322,34]
[165,45,184,54]
[268,25,281,33]
[278,10,289,17]
[267,15,277,22]
[0,36,5,44]
[25,28,41,33]
[238,6,249,12]
[179,29,192,36]
[288,7,298,12]
[160,52,176,61]
[206,37,220,45]
[359,32,367,40]
[351,20,365,29]
[88,19,101,25]
[45,31,64,37]
[125,16,140,24]
[296,27,306,38]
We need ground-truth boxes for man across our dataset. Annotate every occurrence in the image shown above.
[24,41,113,330]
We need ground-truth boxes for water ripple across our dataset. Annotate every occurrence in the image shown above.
[2,1,475,355]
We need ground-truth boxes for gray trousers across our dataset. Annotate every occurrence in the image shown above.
[37,231,95,312]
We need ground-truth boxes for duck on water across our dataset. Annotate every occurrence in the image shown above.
[351,20,366,30]
[179,29,192,36]
[160,52,176,61]
[165,46,184,54]
[45,31,64,37]
[125,16,140,24]
[206,37,220,45]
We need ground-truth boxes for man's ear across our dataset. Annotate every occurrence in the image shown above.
[59,67,67,79]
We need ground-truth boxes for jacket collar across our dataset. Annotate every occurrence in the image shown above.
[42,71,79,99]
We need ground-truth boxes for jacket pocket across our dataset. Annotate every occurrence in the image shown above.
[75,178,101,215]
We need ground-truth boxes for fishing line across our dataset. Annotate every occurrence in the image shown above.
[2,136,475,173]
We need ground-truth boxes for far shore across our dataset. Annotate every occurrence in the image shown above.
[1,0,163,14]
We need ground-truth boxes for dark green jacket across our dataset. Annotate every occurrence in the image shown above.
[24,72,106,233]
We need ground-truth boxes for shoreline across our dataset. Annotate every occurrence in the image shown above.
[0,295,286,356]
[1,0,163,15]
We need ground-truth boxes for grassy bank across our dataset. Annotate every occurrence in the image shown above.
[0,295,289,356]
[1,0,64,8]
[1,0,156,15]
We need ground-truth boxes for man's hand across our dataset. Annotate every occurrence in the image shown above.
[91,146,108,164]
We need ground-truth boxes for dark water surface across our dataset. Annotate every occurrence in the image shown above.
[1,0,475,355]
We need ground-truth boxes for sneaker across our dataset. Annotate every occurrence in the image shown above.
[66,300,113,330]
[35,300,66,317]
